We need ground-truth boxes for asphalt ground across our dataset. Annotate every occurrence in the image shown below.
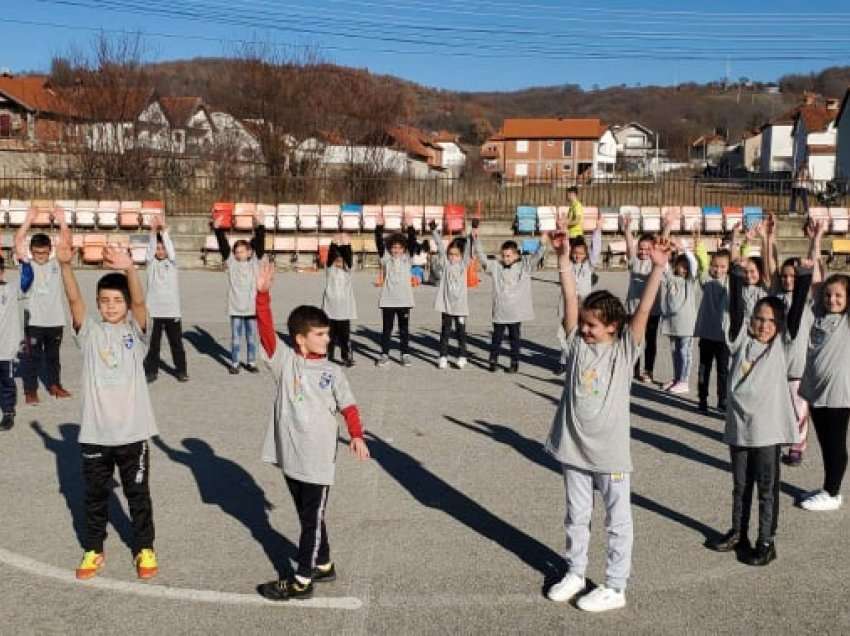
[0,268,848,635]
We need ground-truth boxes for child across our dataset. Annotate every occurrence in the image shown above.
[254,260,370,601]
[623,213,662,382]
[322,235,357,367]
[0,254,21,431]
[707,259,813,566]
[213,209,265,374]
[55,227,160,580]
[660,239,700,394]
[564,186,584,239]
[694,244,731,413]
[798,271,850,512]
[545,234,669,612]
[432,221,472,369]
[16,208,71,403]
[374,219,418,367]
[729,221,769,323]
[143,215,188,383]
[474,233,546,374]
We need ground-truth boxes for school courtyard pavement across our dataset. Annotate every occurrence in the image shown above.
[0,269,848,635]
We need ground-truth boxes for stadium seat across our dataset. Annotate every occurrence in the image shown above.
[119,201,142,229]
[296,236,319,252]
[82,234,107,264]
[681,206,702,232]
[599,207,620,232]
[723,206,743,231]
[424,205,443,232]
[97,201,119,229]
[536,206,557,232]
[130,235,148,264]
[107,234,130,250]
[444,204,466,233]
[582,206,599,232]
[362,237,378,253]
[233,202,256,231]
[830,238,850,264]
[141,201,165,229]
[606,239,628,266]
[619,206,640,232]
[404,205,424,232]
[257,203,276,229]
[703,206,723,233]
[7,200,30,226]
[298,204,320,231]
[743,206,763,229]
[53,200,75,226]
[515,206,537,234]
[212,202,235,230]
[658,206,680,232]
[829,207,849,233]
[383,204,403,231]
[31,200,54,227]
[276,204,298,231]
[0,199,8,227]
[521,238,540,254]
[273,236,296,253]
[320,204,341,231]
[341,204,363,231]
[362,205,381,231]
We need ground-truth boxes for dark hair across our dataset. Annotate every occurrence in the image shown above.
[155,232,165,245]
[328,242,342,265]
[567,186,579,195]
[752,296,787,337]
[569,236,587,250]
[501,240,519,252]
[746,255,766,284]
[673,253,690,273]
[712,249,731,261]
[823,274,850,312]
[96,272,130,304]
[386,233,407,249]
[582,290,627,333]
[30,233,52,250]
[0,254,5,270]
[781,257,801,272]
[448,237,466,253]
[637,233,655,245]
[287,305,330,339]
[233,239,251,253]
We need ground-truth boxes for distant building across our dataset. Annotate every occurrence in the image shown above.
[431,130,467,177]
[610,122,656,172]
[791,98,839,183]
[160,96,216,155]
[0,73,76,149]
[835,87,850,183]
[689,134,727,168]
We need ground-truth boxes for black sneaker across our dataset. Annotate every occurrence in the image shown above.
[257,578,314,601]
[747,541,776,566]
[0,413,14,432]
[698,399,709,414]
[507,361,519,374]
[488,360,498,373]
[146,373,158,384]
[245,363,260,374]
[345,356,355,368]
[716,401,727,413]
[707,529,745,552]
[312,562,337,583]
[782,451,802,466]
[176,373,190,383]
[228,365,240,375]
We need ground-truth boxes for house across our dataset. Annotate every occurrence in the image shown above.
[431,130,467,177]
[836,87,850,184]
[386,125,445,177]
[480,117,616,182]
[791,99,839,183]
[741,129,762,173]
[160,96,216,155]
[610,122,656,171]
[759,107,798,175]
[209,112,263,161]
[689,134,727,168]
[0,73,76,149]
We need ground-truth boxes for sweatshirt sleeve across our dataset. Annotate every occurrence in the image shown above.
[256,290,277,358]
[340,405,363,439]
[727,265,747,344]
[786,267,813,340]
[588,227,602,268]
[474,236,491,273]
[252,224,266,259]
[214,227,231,262]
[375,225,386,259]
[19,261,34,293]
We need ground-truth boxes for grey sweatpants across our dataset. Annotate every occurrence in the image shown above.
[563,465,633,591]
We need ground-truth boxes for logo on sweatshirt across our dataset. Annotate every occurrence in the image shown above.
[319,371,334,390]
[123,333,135,350]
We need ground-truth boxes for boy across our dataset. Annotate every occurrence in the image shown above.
[16,208,71,403]
[143,215,188,383]
[694,242,731,413]
[474,232,546,373]
[0,254,22,431]
[564,186,585,239]
[55,226,159,580]
[374,220,418,367]
[254,260,369,601]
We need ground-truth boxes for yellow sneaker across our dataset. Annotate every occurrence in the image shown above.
[135,548,158,580]
[75,550,105,580]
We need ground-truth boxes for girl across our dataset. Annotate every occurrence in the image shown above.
[707,259,813,566]
[798,270,850,511]
[375,218,418,367]
[660,244,700,394]
[322,235,357,367]
[730,221,770,324]
[545,234,669,612]
[431,222,472,369]
[213,210,265,374]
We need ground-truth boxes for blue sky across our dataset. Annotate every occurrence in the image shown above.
[3,0,850,91]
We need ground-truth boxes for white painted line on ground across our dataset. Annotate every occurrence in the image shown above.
[0,548,362,610]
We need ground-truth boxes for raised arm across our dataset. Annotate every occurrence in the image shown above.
[14,208,37,263]
[556,237,578,334]
[56,225,85,331]
[661,208,676,241]
[729,222,743,263]
[727,264,747,343]
[472,228,491,273]
[808,218,826,293]
[623,212,636,260]
[251,213,266,259]
[104,246,147,333]
[630,240,669,345]
[213,217,231,261]
[406,225,418,257]
[786,263,814,339]
[588,225,602,268]
[255,259,277,357]
[462,232,473,265]
[431,222,445,258]
[374,224,386,259]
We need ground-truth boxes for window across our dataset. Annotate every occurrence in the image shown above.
[0,114,10,138]
[516,140,528,153]
[563,140,573,157]
[515,163,528,177]
[626,134,646,148]
[563,163,572,171]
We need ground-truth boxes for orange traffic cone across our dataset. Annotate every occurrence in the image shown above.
[467,258,480,288]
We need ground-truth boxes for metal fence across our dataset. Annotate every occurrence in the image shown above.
[0,174,847,220]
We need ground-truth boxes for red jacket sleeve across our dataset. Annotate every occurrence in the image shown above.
[256,290,277,357]
[340,405,363,439]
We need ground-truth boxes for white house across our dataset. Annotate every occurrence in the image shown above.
[431,131,467,177]
[835,87,850,183]
[610,122,655,172]
[209,112,262,161]
[84,89,171,154]
[792,101,839,183]
[593,128,617,179]
[759,110,795,175]
[160,96,216,155]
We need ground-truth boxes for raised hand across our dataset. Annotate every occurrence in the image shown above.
[55,227,75,265]
[149,214,162,233]
[52,208,68,227]
[256,257,275,293]
[553,231,570,257]
[766,213,777,237]
[650,238,672,266]
[103,245,133,271]
[621,212,632,231]
[800,257,816,270]
[815,218,827,238]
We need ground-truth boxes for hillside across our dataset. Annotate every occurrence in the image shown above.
[137,59,850,157]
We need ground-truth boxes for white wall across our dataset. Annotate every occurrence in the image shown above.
[837,106,850,181]
[436,141,466,168]
[760,124,793,174]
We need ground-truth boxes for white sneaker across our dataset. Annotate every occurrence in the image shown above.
[437,357,448,369]
[801,490,843,511]
[376,355,390,368]
[401,354,413,367]
[669,381,690,394]
[456,357,467,369]
[577,585,626,613]
[546,573,585,603]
